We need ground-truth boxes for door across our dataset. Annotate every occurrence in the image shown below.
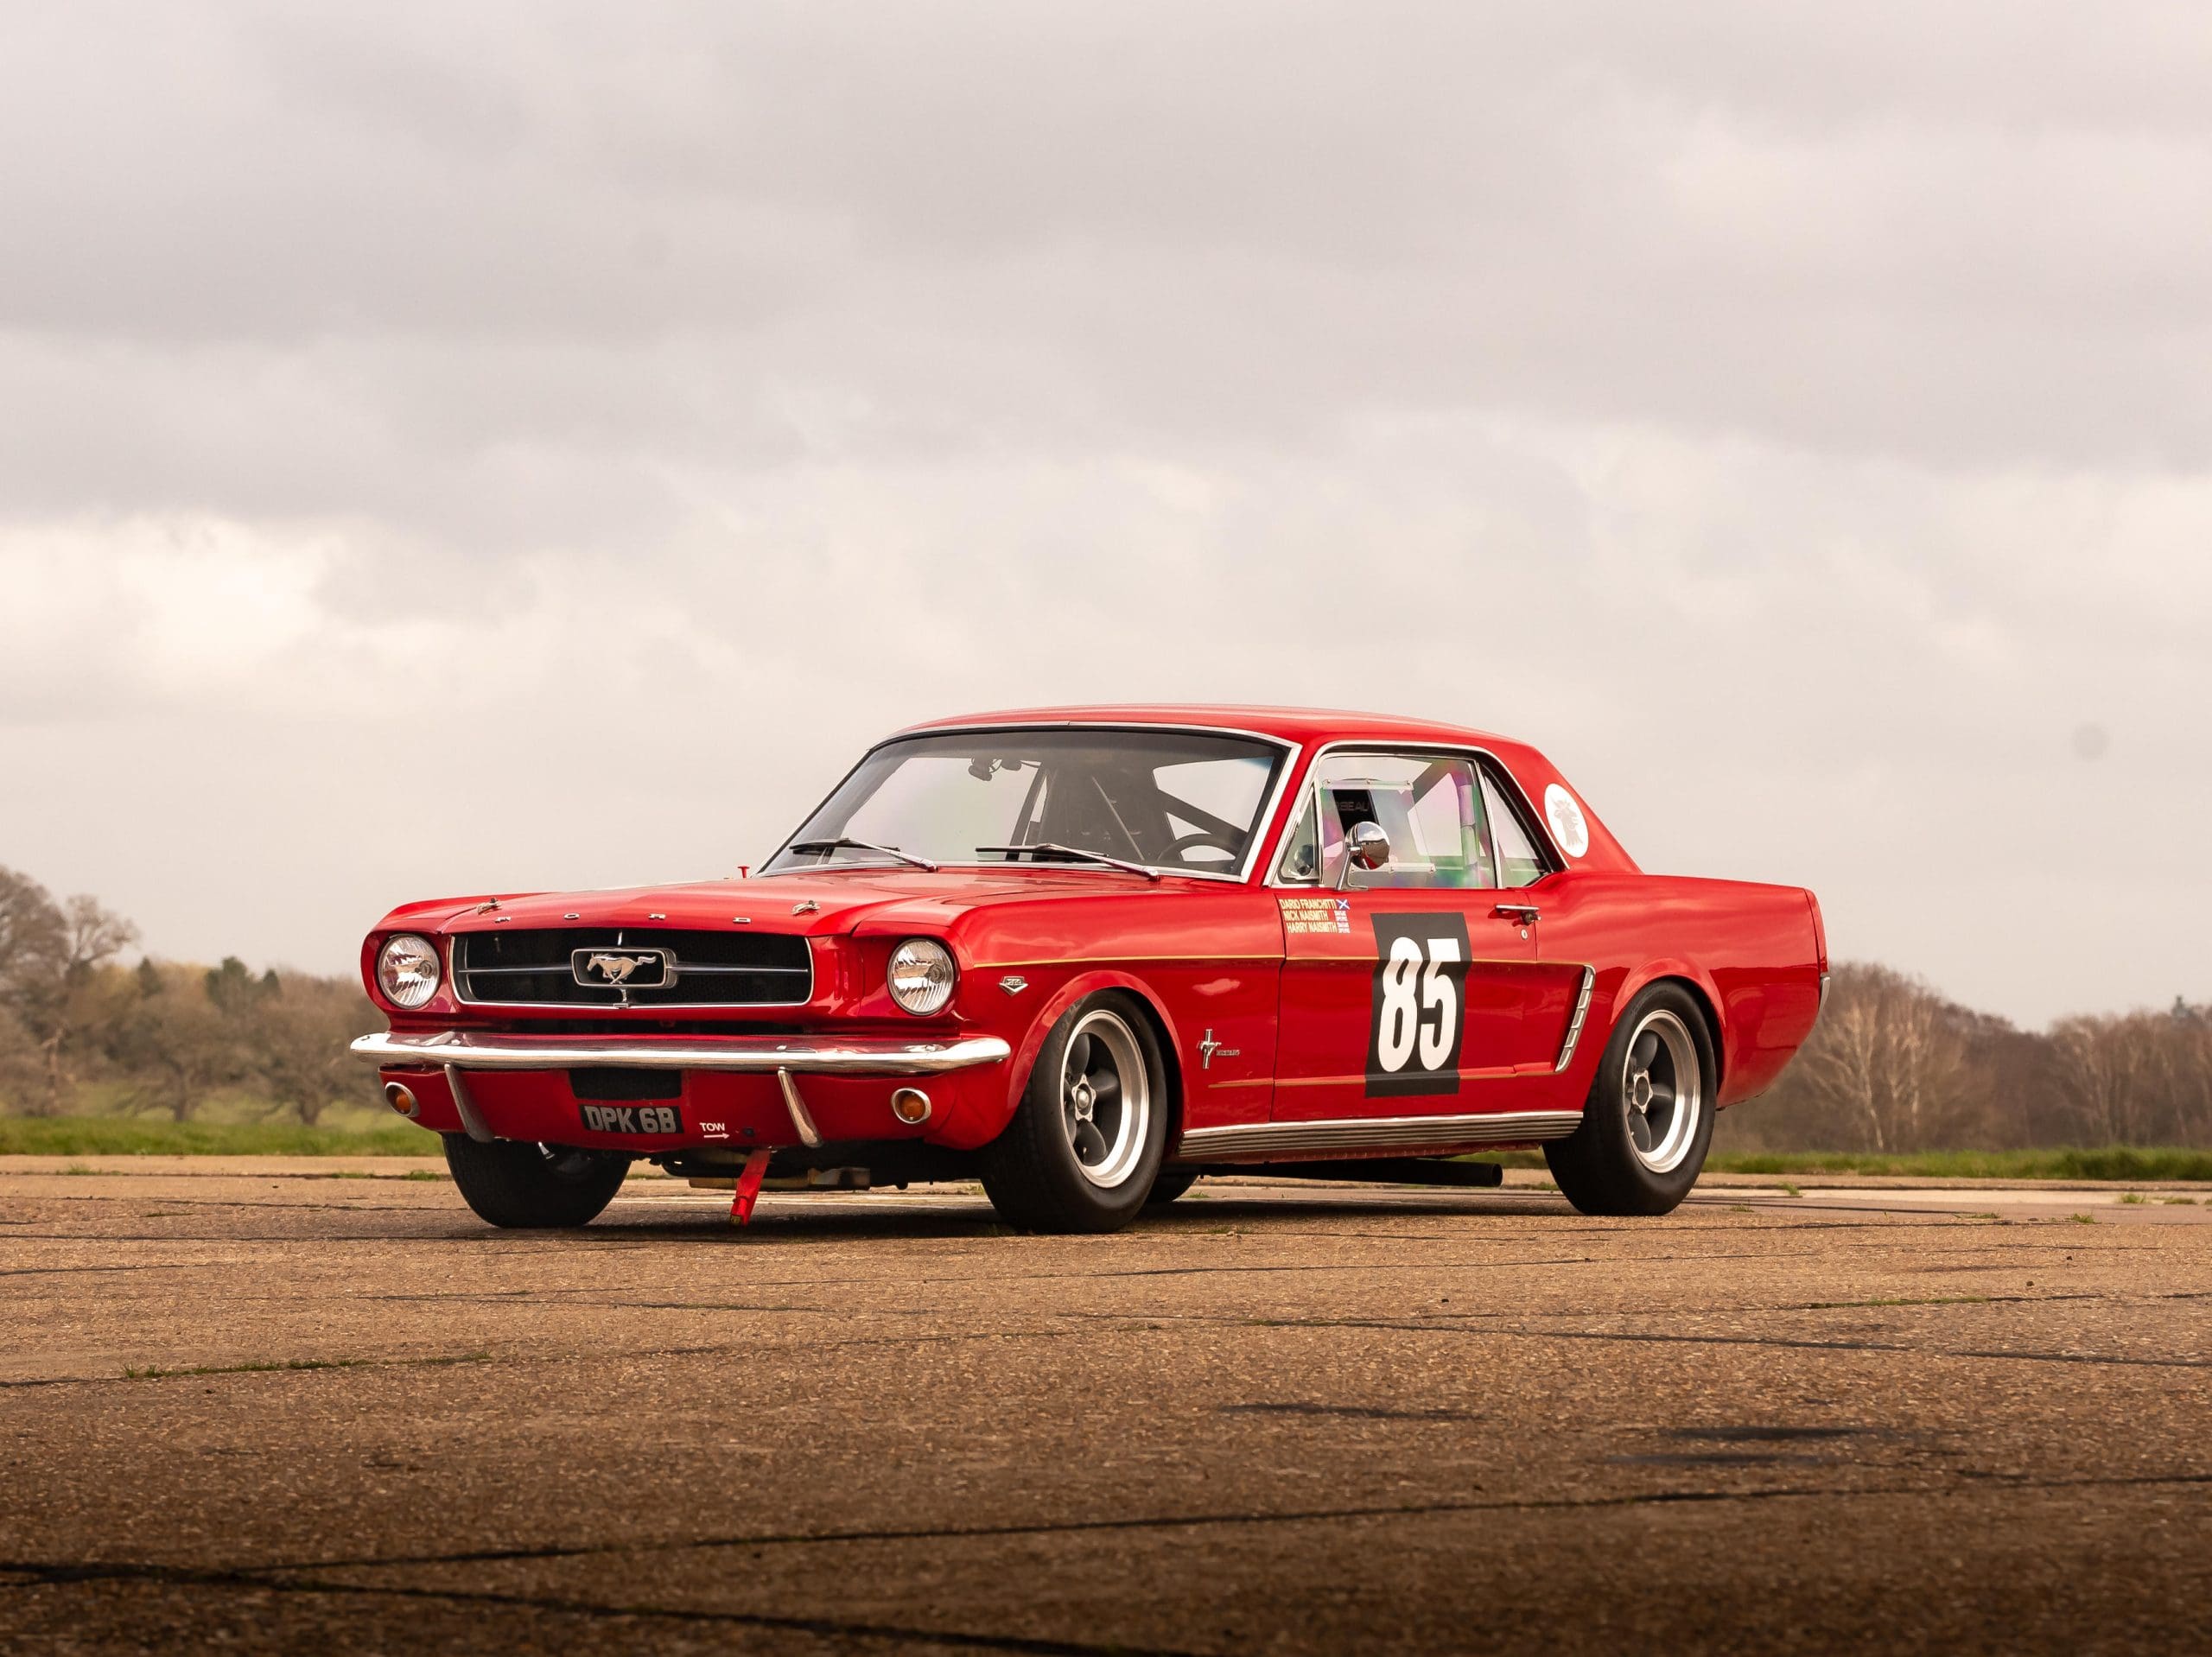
[1270,750,1556,1123]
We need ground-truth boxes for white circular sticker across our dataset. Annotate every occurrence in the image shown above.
[1544,784,1591,859]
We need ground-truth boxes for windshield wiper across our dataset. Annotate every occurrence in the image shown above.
[788,838,939,872]
[976,843,1162,881]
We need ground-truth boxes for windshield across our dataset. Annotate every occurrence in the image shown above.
[768,728,1290,879]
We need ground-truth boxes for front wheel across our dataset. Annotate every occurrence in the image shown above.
[1544,984,1715,1216]
[981,994,1168,1233]
[443,1136,632,1228]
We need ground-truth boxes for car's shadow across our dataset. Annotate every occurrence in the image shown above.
[569,1184,1573,1242]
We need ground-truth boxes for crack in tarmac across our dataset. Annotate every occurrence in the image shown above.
[0,1564,1187,1656]
[10,1470,2211,1593]
[10,1289,2205,1390]
[1211,1315,2212,1369]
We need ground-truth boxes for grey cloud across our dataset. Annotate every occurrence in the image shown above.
[1,2,2208,1024]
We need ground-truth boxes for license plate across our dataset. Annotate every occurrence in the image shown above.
[578,1103,684,1136]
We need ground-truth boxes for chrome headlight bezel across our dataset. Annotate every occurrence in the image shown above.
[376,934,442,1010]
[886,937,957,1017]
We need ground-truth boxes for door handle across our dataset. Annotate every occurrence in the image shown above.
[1492,903,1541,925]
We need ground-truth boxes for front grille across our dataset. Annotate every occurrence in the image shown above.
[453,930,813,1008]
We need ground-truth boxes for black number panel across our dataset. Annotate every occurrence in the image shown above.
[1366,912,1471,1098]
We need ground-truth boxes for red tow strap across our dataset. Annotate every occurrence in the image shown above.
[730,1149,771,1226]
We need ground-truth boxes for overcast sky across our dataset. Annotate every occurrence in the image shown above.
[3,1,2208,1026]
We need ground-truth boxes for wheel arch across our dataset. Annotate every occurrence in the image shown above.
[1607,963,1726,1100]
[999,968,1187,1146]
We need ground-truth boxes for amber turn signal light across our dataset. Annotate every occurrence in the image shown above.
[890,1088,931,1125]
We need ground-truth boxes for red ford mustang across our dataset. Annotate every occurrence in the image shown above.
[353,707,1827,1231]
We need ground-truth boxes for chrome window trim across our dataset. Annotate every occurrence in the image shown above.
[760,721,1305,887]
[1176,1109,1583,1160]
[448,932,817,1013]
[1264,740,1565,890]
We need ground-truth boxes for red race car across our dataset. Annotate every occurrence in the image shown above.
[353,707,1827,1231]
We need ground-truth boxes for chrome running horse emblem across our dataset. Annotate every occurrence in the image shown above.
[572,949,671,992]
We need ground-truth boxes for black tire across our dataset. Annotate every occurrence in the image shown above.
[442,1135,632,1228]
[1544,982,1716,1217]
[1147,1167,1201,1206]
[981,993,1169,1234]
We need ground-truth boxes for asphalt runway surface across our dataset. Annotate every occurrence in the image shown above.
[4,1159,2209,1654]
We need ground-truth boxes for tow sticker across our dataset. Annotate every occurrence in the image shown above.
[1544,784,1591,859]
[1366,912,1469,1098]
[1280,896,1353,936]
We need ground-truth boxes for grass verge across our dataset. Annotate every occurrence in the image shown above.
[0,1118,434,1157]
[1696,1147,2212,1182]
[6,1118,2210,1183]
[1473,1146,2212,1180]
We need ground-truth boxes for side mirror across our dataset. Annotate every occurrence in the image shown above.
[1338,821,1391,888]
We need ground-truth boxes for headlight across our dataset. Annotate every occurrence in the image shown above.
[887,938,957,1016]
[376,934,442,1009]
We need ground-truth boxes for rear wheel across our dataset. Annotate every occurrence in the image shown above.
[981,994,1167,1233]
[443,1136,632,1228]
[1544,984,1714,1216]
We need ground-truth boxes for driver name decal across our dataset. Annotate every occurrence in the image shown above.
[1281,896,1353,936]
[1366,912,1471,1097]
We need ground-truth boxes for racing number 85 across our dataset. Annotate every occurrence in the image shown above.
[1366,913,1471,1098]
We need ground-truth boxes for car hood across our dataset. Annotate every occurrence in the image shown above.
[388,867,1164,940]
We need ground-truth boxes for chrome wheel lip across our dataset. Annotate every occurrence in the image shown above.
[1624,1008,1701,1175]
[1062,1009,1150,1190]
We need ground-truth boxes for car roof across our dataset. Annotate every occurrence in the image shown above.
[895,704,1522,752]
[891,705,1637,873]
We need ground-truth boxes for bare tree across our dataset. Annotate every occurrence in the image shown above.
[1783,964,1975,1152]
[111,962,248,1122]
[27,894,140,1114]
[0,1003,41,1109]
[2050,1008,2212,1146]
[0,867,67,1009]
[2050,1016,2147,1145]
[0,868,71,1114]
[250,973,379,1125]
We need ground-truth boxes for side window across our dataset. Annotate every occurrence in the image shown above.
[1279,752,1497,890]
[1480,772,1548,889]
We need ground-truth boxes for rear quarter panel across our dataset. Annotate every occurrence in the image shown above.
[1533,870,1823,1108]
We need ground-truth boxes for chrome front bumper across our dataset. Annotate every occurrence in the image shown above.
[353,1029,1013,1147]
[351,1031,1013,1076]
